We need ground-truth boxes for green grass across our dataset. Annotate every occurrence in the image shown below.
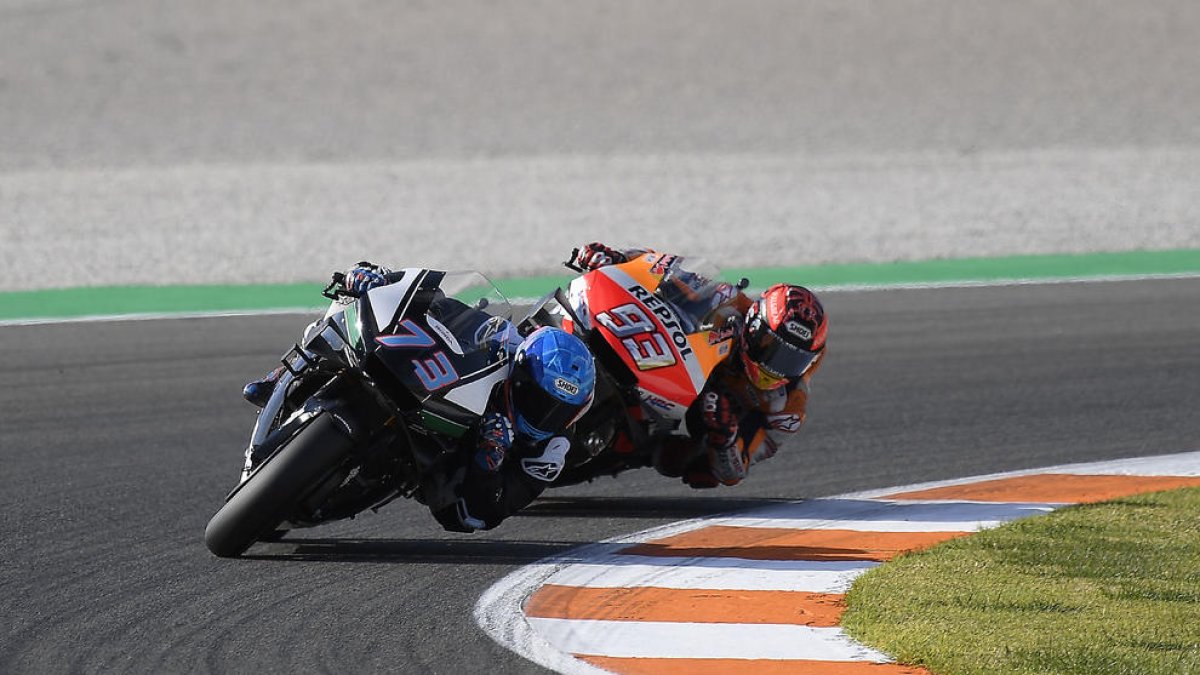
[842,488,1200,675]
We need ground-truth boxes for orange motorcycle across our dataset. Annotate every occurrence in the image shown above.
[532,251,748,486]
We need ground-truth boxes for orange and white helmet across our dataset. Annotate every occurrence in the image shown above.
[741,284,827,390]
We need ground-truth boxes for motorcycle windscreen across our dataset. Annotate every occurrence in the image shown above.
[654,256,729,332]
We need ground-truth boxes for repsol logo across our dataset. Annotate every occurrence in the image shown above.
[627,285,693,359]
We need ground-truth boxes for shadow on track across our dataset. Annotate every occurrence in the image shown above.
[243,538,579,564]
[242,496,795,563]
[519,495,796,519]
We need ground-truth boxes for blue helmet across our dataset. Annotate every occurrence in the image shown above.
[508,327,596,441]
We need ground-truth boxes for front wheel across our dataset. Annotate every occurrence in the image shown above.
[204,414,355,558]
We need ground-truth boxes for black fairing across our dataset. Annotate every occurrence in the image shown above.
[355,272,511,431]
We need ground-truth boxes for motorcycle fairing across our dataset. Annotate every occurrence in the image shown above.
[576,257,732,409]
[442,367,508,416]
[356,268,516,435]
[366,268,444,333]
[620,253,734,377]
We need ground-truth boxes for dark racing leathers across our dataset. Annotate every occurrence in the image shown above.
[413,298,572,533]
[428,391,570,532]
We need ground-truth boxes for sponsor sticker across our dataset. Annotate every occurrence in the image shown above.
[650,254,679,276]
[767,413,803,433]
[553,377,580,397]
[521,436,570,482]
[638,389,677,413]
[627,285,694,360]
[707,322,736,345]
[785,320,812,341]
[425,314,465,355]
[768,292,785,322]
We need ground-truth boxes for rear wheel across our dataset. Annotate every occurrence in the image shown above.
[204,414,355,558]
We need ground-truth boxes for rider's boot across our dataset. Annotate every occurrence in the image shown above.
[243,366,285,408]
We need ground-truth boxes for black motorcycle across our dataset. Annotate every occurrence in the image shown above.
[204,268,533,557]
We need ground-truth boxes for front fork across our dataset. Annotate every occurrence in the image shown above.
[242,349,311,482]
[242,314,351,482]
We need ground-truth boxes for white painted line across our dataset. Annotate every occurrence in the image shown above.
[717,516,1005,532]
[1049,451,1200,477]
[731,498,1057,525]
[543,557,877,593]
[841,449,1200,501]
[526,618,893,662]
[474,519,738,675]
[477,449,1200,672]
[718,499,1056,532]
[475,559,614,675]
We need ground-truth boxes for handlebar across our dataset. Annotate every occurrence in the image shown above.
[563,248,585,273]
[321,272,356,301]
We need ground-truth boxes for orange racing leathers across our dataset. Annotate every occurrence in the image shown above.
[676,351,820,487]
[573,242,823,488]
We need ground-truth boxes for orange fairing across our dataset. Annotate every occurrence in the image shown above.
[579,255,732,409]
[688,333,732,379]
[611,253,669,293]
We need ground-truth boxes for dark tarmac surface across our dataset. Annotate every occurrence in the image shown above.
[3,0,1199,671]
[3,279,1199,672]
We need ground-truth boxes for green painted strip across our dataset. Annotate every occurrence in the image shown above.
[487,249,1200,298]
[723,248,1200,289]
[2,250,1198,322]
[0,282,327,321]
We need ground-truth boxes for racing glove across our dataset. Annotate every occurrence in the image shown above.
[342,262,392,296]
[700,390,749,485]
[576,243,628,270]
[475,412,515,472]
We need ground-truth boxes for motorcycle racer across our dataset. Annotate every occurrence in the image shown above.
[244,263,597,532]
[573,243,827,488]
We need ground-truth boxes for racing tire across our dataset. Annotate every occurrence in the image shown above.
[204,414,354,558]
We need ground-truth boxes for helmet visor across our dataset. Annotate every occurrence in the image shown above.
[745,328,820,381]
[510,368,588,439]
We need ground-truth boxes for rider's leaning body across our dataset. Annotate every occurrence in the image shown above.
[244,263,597,532]
[573,243,828,488]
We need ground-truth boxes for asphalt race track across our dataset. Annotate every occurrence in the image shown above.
[4,0,1200,672]
[3,278,1199,672]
